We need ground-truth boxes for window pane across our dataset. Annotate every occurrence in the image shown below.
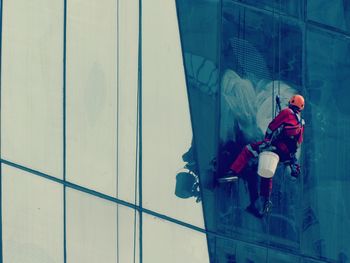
[1,0,63,178]
[66,189,139,263]
[66,0,118,195]
[302,26,350,262]
[118,205,140,263]
[2,164,64,263]
[208,234,267,263]
[143,213,209,263]
[267,248,301,263]
[307,0,350,32]
[225,0,302,17]
[142,0,204,227]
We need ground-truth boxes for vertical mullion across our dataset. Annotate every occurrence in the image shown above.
[116,0,120,262]
[0,165,2,263]
[63,0,67,262]
[138,0,142,262]
[0,0,4,261]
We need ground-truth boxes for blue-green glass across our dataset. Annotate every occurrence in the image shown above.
[209,235,268,263]
[302,25,350,262]
[307,0,350,33]
[176,0,350,262]
[221,3,302,87]
[302,258,335,263]
[220,2,302,251]
[176,0,220,63]
[225,0,302,18]
[267,248,301,263]
[175,0,220,226]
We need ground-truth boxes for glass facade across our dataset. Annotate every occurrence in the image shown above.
[0,0,349,263]
[176,0,350,262]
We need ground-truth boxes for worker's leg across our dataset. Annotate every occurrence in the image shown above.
[245,171,262,218]
[230,142,263,173]
[260,177,273,214]
[219,141,263,183]
[245,177,272,218]
[247,171,259,204]
[260,177,272,198]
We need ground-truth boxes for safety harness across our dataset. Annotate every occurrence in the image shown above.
[276,108,304,153]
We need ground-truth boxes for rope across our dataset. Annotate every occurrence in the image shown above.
[266,1,280,261]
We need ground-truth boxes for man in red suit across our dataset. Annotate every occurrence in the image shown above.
[218,95,305,218]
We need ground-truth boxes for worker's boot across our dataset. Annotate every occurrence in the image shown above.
[217,170,239,183]
[260,197,272,216]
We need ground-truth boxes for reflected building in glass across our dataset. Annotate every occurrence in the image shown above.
[0,0,350,262]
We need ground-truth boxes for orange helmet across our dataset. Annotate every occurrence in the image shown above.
[289,94,305,111]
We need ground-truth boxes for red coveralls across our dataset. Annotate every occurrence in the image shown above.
[230,107,304,198]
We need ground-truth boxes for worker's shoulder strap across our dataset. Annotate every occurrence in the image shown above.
[288,108,304,126]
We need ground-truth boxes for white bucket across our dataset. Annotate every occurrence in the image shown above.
[257,151,280,178]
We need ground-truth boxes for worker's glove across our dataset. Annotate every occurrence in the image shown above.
[290,163,300,178]
[258,139,276,152]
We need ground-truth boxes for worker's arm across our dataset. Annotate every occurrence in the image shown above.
[297,122,305,145]
[265,108,290,140]
[290,122,304,178]
[290,131,304,178]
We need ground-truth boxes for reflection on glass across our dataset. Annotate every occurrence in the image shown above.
[218,2,302,250]
[302,26,350,262]
[66,0,118,196]
[267,248,301,263]
[143,213,209,263]
[177,0,305,259]
[209,234,268,263]
[66,189,139,263]
[175,0,220,245]
[175,154,201,203]
[142,0,204,227]
[307,0,350,32]
[2,165,63,263]
[1,0,63,178]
